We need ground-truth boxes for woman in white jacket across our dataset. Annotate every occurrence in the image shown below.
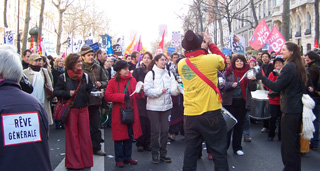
[144,53,180,164]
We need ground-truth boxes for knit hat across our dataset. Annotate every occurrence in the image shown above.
[249,58,257,64]
[113,60,129,72]
[182,30,203,51]
[79,45,94,56]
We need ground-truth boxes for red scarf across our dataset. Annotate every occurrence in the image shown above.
[233,64,250,100]
[67,69,83,82]
[184,49,208,58]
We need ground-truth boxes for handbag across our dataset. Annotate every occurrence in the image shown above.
[120,80,134,124]
[42,69,55,100]
[185,58,237,131]
[52,77,82,123]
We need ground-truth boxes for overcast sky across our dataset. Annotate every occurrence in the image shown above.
[96,0,191,50]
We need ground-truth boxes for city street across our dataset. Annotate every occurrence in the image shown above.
[49,122,320,171]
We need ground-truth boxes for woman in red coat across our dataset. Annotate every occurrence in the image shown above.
[105,60,143,168]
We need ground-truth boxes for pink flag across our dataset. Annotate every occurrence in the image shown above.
[266,26,286,53]
[137,36,142,52]
[248,19,270,50]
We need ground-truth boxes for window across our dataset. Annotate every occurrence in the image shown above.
[305,13,311,35]
[242,14,244,27]
[259,4,261,19]
[273,0,277,7]
[268,0,271,15]
[296,17,301,37]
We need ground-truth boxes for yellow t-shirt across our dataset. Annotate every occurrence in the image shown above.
[178,54,225,116]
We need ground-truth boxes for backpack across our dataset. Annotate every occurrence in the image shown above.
[151,69,171,80]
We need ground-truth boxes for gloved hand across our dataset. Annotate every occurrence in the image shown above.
[255,68,263,80]
[124,94,130,101]
[268,91,280,98]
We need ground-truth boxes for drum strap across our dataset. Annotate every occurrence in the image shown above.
[185,57,223,103]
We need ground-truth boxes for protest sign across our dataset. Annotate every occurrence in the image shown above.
[222,48,232,56]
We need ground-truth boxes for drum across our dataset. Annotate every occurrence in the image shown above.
[250,90,271,120]
[221,107,238,132]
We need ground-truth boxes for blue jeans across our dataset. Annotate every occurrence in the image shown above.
[114,124,133,162]
[311,101,320,147]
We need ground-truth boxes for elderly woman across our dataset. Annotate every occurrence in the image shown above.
[23,53,53,126]
[222,54,256,156]
[0,46,52,170]
[54,53,93,170]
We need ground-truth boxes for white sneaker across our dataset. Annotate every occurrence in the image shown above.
[260,127,269,133]
[235,150,244,156]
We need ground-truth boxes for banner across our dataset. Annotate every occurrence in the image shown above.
[228,33,246,55]
[171,31,181,47]
[113,44,122,56]
[158,24,168,37]
[248,19,270,50]
[106,35,113,55]
[4,28,14,45]
[265,26,286,53]
[90,42,99,52]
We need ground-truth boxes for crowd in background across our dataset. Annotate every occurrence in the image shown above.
[1,31,320,170]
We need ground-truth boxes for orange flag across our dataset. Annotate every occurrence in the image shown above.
[37,34,42,55]
[124,34,136,55]
[314,40,319,48]
[156,31,165,55]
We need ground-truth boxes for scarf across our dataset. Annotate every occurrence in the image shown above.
[234,66,249,100]
[184,48,209,58]
[29,64,41,72]
[67,69,83,82]
[54,66,65,73]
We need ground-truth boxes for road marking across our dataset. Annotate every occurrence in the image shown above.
[54,129,105,171]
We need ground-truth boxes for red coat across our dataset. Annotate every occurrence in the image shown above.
[268,72,280,105]
[105,73,143,141]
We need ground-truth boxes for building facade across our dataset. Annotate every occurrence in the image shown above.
[213,0,318,55]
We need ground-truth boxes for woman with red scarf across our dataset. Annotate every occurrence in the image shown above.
[222,54,256,156]
[54,53,93,170]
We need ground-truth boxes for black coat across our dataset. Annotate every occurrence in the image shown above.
[52,67,64,88]
[307,61,320,102]
[0,80,52,171]
[132,67,148,117]
[261,62,305,114]
[53,73,93,108]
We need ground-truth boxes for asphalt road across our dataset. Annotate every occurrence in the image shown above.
[49,122,320,171]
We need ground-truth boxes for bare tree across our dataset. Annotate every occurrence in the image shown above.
[250,0,258,27]
[3,0,8,28]
[52,0,74,55]
[38,0,45,44]
[281,0,290,41]
[21,0,31,53]
[315,0,319,48]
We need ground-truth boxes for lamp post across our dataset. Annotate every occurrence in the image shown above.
[17,0,20,54]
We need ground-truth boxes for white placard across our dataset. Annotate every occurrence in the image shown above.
[2,112,42,146]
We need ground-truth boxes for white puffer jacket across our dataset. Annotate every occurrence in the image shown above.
[144,65,180,111]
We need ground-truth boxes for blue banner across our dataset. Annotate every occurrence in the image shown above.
[222,48,232,56]
[106,35,113,55]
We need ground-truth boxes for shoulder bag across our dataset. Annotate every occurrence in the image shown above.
[53,76,82,123]
[120,79,134,124]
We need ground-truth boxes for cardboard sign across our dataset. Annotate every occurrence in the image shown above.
[249,19,270,50]
[265,26,286,53]
[2,112,42,146]
[113,44,123,56]
[222,48,232,56]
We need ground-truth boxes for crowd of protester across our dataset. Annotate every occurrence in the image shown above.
[1,30,320,171]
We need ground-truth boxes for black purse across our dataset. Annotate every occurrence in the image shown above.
[120,80,134,124]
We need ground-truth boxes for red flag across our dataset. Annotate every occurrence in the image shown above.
[248,19,270,50]
[314,40,319,48]
[266,26,286,53]
[30,36,34,52]
[37,34,42,55]
[158,30,165,49]
[156,31,165,54]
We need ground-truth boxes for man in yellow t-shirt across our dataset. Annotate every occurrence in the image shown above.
[179,30,229,171]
